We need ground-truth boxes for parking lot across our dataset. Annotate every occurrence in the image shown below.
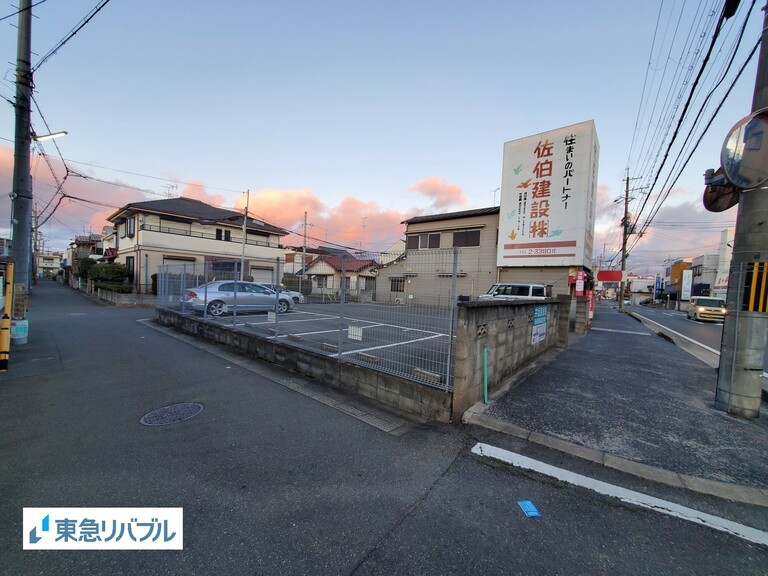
[167,300,457,389]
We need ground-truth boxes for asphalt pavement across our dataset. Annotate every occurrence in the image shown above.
[2,282,768,575]
[464,299,768,505]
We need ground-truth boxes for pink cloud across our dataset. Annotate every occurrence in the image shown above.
[241,189,409,253]
[180,181,227,207]
[0,146,465,256]
[408,177,467,209]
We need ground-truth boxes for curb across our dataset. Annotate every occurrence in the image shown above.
[462,407,768,508]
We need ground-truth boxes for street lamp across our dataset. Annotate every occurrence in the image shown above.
[32,131,68,142]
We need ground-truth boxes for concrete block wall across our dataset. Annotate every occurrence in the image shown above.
[574,296,590,334]
[451,299,566,420]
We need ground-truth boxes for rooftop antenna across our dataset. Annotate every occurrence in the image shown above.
[162,184,178,198]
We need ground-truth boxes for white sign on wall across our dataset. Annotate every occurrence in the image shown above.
[498,120,599,268]
[681,269,693,300]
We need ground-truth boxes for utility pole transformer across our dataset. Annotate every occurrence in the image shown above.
[10,0,33,295]
[715,2,768,418]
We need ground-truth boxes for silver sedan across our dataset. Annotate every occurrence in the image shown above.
[181,281,294,316]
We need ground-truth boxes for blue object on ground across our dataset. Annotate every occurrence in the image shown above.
[518,500,541,517]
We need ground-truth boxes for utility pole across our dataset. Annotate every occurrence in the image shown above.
[32,204,39,285]
[10,0,33,296]
[299,211,307,295]
[618,171,630,312]
[240,190,249,281]
[715,2,768,419]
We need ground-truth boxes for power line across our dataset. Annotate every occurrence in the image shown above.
[32,0,113,73]
[627,35,759,256]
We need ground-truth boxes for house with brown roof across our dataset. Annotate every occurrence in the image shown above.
[106,197,288,293]
[302,254,378,300]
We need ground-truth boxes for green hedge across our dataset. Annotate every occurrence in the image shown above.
[94,282,133,294]
[90,262,129,283]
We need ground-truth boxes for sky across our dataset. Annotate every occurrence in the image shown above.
[0,0,761,275]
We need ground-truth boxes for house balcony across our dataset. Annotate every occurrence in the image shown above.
[137,224,281,252]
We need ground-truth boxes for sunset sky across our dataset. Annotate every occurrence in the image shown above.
[0,1,759,275]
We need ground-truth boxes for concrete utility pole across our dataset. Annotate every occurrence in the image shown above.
[715,2,768,418]
[240,190,250,282]
[299,211,307,295]
[32,204,39,285]
[10,0,33,295]
[618,171,630,312]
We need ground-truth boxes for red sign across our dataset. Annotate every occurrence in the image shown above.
[575,270,585,296]
[597,270,624,282]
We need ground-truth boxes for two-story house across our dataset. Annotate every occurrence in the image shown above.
[106,198,288,293]
[373,206,592,312]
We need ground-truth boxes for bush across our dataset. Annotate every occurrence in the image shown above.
[94,282,133,294]
[76,257,97,279]
[90,262,129,283]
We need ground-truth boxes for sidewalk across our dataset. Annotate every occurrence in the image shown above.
[463,300,768,506]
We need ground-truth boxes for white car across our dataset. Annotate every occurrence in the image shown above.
[260,283,305,304]
[477,282,551,301]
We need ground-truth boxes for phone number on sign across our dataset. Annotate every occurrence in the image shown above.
[521,248,558,255]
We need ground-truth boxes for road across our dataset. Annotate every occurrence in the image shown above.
[628,303,768,376]
[1,283,767,575]
[629,304,723,351]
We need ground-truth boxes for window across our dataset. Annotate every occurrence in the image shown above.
[316,275,329,288]
[224,230,231,242]
[390,277,405,292]
[216,229,223,241]
[453,229,481,247]
[126,217,136,238]
[406,233,440,250]
[125,256,135,282]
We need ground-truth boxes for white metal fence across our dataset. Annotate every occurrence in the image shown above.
[156,249,462,389]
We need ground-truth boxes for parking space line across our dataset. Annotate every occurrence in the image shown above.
[472,443,768,547]
[338,333,447,356]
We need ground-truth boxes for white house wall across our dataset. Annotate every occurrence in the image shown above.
[113,211,285,292]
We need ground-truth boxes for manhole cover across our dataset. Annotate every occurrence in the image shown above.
[140,402,203,426]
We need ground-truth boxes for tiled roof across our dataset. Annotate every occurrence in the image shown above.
[310,256,376,272]
[107,197,287,236]
[402,206,500,225]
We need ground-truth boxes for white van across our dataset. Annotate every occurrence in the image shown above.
[477,282,552,301]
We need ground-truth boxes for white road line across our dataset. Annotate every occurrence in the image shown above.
[592,327,651,336]
[338,333,446,356]
[471,443,768,547]
[636,314,720,354]
[255,311,449,337]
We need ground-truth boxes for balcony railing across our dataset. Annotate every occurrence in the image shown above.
[139,224,280,249]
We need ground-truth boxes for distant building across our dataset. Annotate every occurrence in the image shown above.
[105,198,288,293]
[691,254,718,296]
[712,229,734,300]
[35,251,63,278]
[664,258,692,304]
